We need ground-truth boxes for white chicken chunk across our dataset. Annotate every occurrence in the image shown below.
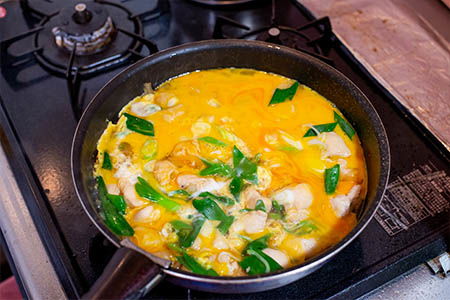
[106,183,120,195]
[176,175,227,197]
[130,102,161,117]
[191,121,211,138]
[241,186,272,212]
[262,248,289,267]
[153,160,178,186]
[320,132,351,158]
[113,157,144,207]
[271,183,313,211]
[133,206,161,223]
[330,185,361,217]
[230,211,267,234]
[337,158,355,179]
[300,238,318,256]
[117,178,145,207]
[213,233,229,250]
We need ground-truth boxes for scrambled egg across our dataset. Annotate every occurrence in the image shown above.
[95,68,366,276]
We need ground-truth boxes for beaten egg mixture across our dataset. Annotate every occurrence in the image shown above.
[95,68,366,276]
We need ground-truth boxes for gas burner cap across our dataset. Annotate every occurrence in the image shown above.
[51,2,115,55]
[268,27,281,37]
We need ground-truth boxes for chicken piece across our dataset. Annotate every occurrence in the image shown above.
[114,157,144,207]
[200,220,216,237]
[117,178,145,207]
[217,252,242,276]
[162,104,185,122]
[285,208,309,224]
[154,92,179,108]
[262,248,289,267]
[231,211,267,234]
[337,158,355,179]
[130,102,161,117]
[143,160,156,173]
[191,121,211,138]
[320,132,351,158]
[133,205,161,223]
[153,160,178,187]
[330,185,361,217]
[241,186,272,212]
[300,238,318,257]
[213,233,229,250]
[168,140,202,168]
[177,175,227,197]
[106,183,120,195]
[271,183,313,211]
[256,166,272,191]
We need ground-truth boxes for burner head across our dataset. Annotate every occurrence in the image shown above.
[51,2,115,55]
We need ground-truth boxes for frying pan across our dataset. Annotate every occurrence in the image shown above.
[71,40,390,299]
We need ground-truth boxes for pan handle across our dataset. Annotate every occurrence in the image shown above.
[83,247,164,299]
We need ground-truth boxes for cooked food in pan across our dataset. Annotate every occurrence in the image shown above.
[94,68,367,276]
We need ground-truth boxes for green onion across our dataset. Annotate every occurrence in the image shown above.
[268,82,299,105]
[168,243,184,253]
[198,192,235,206]
[240,199,266,213]
[168,189,190,198]
[192,198,234,234]
[199,159,233,177]
[239,235,282,275]
[229,176,244,201]
[233,146,258,184]
[141,139,158,160]
[198,136,227,147]
[254,199,266,212]
[135,177,180,211]
[334,112,355,140]
[123,113,154,136]
[269,200,285,220]
[96,176,134,236]
[324,164,340,194]
[278,146,300,153]
[170,216,205,248]
[176,253,218,276]
[106,194,127,215]
[102,152,113,170]
[303,122,338,137]
[283,220,318,236]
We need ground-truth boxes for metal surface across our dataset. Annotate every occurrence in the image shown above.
[360,264,450,300]
[72,39,390,294]
[0,143,66,299]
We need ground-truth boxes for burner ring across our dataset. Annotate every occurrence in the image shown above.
[51,2,116,56]
[33,1,145,77]
[52,16,115,56]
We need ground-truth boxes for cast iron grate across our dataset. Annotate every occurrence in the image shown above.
[212,0,334,64]
[0,0,167,119]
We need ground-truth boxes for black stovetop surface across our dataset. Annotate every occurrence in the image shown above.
[0,0,449,299]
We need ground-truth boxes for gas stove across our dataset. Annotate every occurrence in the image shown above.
[0,0,449,299]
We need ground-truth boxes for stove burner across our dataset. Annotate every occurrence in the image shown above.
[212,0,334,64]
[52,2,115,56]
[1,0,165,120]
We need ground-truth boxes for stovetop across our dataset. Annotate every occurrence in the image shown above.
[0,0,449,299]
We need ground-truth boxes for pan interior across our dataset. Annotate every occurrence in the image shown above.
[72,40,389,281]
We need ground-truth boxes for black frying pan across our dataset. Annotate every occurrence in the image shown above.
[71,40,390,299]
